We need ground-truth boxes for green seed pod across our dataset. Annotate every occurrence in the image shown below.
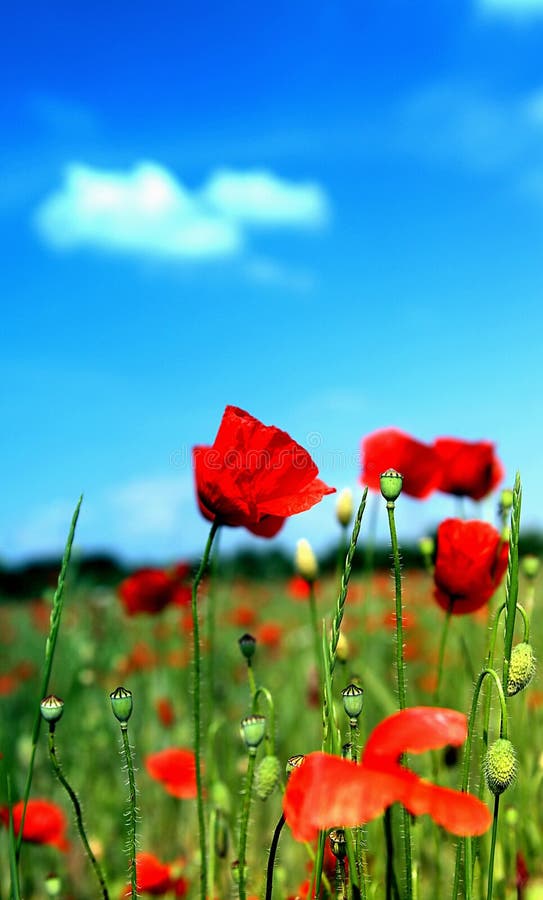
[45,874,62,897]
[255,754,281,800]
[500,488,514,512]
[418,535,435,558]
[238,633,257,661]
[240,714,266,749]
[342,683,364,720]
[211,780,231,814]
[380,468,403,503]
[522,555,540,580]
[485,739,517,795]
[507,642,536,697]
[40,695,64,725]
[109,686,133,723]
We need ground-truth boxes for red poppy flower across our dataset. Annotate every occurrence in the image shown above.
[121,853,188,897]
[434,438,504,500]
[118,569,174,616]
[0,799,69,851]
[287,575,312,601]
[193,406,335,536]
[145,748,198,798]
[361,428,441,499]
[283,707,491,842]
[433,519,508,614]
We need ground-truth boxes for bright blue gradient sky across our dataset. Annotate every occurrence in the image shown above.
[3,0,543,564]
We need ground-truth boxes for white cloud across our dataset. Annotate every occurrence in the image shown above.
[479,0,543,15]
[108,476,193,537]
[203,169,329,227]
[34,162,329,261]
[35,162,242,259]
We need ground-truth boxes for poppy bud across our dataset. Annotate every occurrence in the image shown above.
[45,874,62,897]
[336,488,353,528]
[295,539,318,583]
[507,643,536,697]
[522,555,540,580]
[240,714,266,750]
[329,828,347,860]
[418,536,435,558]
[341,683,364,721]
[380,468,403,503]
[255,754,281,800]
[238,633,257,661]
[286,754,305,776]
[109,686,133,723]
[40,695,64,725]
[211,780,231,814]
[485,739,517,795]
[500,488,514,512]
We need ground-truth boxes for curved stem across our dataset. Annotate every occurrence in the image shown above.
[191,520,219,900]
[120,724,138,900]
[48,726,109,898]
[238,749,257,900]
[265,814,285,900]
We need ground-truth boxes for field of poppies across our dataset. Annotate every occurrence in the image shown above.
[1,406,541,900]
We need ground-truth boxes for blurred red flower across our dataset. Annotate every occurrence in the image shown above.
[118,563,192,616]
[121,853,188,897]
[433,519,508,614]
[434,438,504,500]
[361,428,441,498]
[193,406,335,536]
[0,799,69,851]
[283,707,491,842]
[287,575,312,600]
[145,748,198,798]
[155,697,175,728]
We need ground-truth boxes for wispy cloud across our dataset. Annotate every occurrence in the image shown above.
[478,0,543,16]
[34,162,329,262]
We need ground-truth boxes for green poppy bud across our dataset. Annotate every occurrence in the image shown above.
[238,633,256,661]
[40,695,64,725]
[522,555,540,580]
[507,642,536,697]
[341,683,364,720]
[240,714,266,749]
[211,780,231,814]
[485,739,517,795]
[380,468,403,503]
[255,754,281,800]
[109,686,133,723]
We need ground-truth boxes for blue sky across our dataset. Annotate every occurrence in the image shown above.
[2,0,543,565]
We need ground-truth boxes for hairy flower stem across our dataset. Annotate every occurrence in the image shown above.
[205,529,221,711]
[16,496,82,862]
[451,668,508,900]
[238,748,257,900]
[434,603,453,704]
[191,520,219,900]
[486,796,500,900]
[265,813,286,900]
[119,723,138,900]
[383,809,401,900]
[47,724,109,898]
[385,500,412,900]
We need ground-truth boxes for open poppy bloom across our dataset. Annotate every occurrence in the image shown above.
[361,428,441,499]
[283,707,491,842]
[193,406,335,536]
[145,748,198,798]
[434,438,504,500]
[118,564,192,616]
[0,799,69,851]
[433,518,508,614]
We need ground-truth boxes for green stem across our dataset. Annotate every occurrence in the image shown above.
[16,496,82,860]
[265,814,286,900]
[120,724,138,900]
[205,528,221,711]
[385,500,412,900]
[383,809,401,900]
[191,520,220,900]
[501,474,522,689]
[434,604,453,705]
[48,725,109,898]
[452,668,508,900]
[238,749,257,900]
[485,796,500,900]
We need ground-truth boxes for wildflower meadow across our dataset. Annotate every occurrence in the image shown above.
[1,406,541,900]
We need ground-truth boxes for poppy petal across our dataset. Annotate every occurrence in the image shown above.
[282,752,406,842]
[402,780,491,836]
[363,707,467,768]
[145,748,198,798]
